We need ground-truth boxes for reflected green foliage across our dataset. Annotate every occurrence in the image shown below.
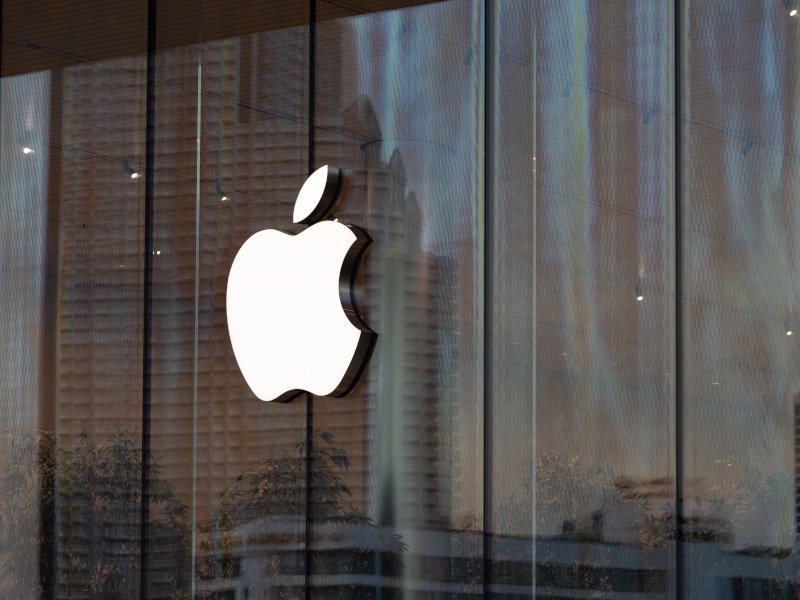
[198,431,405,600]
[0,429,190,599]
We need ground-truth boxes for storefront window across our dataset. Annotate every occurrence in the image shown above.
[2,1,799,598]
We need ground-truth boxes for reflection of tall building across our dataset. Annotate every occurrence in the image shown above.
[35,15,460,598]
[360,133,452,531]
[54,57,147,440]
[311,80,456,531]
[50,20,456,534]
[312,15,457,533]
[51,31,314,525]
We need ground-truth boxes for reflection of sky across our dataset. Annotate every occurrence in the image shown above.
[344,2,487,532]
[349,3,481,251]
[535,0,672,504]
[532,0,799,549]
[0,71,49,435]
[329,0,800,550]
[682,2,799,549]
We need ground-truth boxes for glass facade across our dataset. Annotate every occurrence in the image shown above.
[1,1,799,598]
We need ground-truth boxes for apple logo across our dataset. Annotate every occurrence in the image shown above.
[226,165,377,402]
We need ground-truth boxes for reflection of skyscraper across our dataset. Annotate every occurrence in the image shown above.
[46,21,459,594]
[360,135,452,531]
[312,6,460,527]
[55,56,147,440]
[51,30,314,525]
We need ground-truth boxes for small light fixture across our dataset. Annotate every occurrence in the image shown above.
[785,318,793,336]
[215,182,228,202]
[22,147,33,154]
[123,160,140,179]
[783,0,798,15]
[635,282,644,301]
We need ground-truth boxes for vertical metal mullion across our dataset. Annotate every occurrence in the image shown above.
[140,0,157,595]
[482,0,496,597]
[305,391,314,597]
[191,60,202,600]
[674,0,685,597]
[308,0,316,175]
[305,1,317,597]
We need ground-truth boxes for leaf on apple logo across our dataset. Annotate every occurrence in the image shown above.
[293,165,343,225]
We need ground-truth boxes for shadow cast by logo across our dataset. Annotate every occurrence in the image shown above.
[226,165,377,402]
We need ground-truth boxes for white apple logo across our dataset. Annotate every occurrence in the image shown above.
[226,165,376,402]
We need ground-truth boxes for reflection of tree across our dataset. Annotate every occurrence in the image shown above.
[524,451,794,551]
[449,453,659,598]
[6,429,795,598]
[535,452,652,540]
[198,431,405,600]
[710,457,793,553]
[485,452,799,596]
[491,452,651,542]
[1,428,405,600]
[495,452,661,596]
[645,457,794,554]
[0,428,190,599]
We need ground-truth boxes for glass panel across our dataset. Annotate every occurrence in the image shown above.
[150,1,202,594]
[534,0,675,596]
[313,1,485,596]
[490,1,536,594]
[1,2,148,597]
[152,2,311,597]
[683,0,800,594]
